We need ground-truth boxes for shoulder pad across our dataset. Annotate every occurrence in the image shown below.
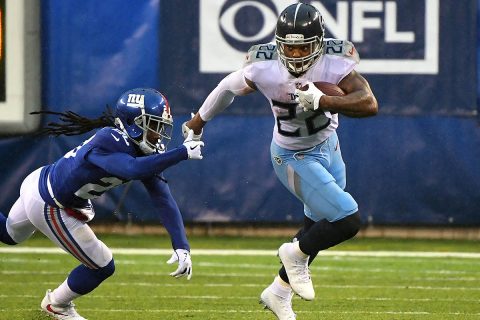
[244,43,278,66]
[92,127,132,151]
[322,39,360,63]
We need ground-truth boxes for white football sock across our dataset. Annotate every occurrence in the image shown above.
[270,276,293,299]
[52,279,82,305]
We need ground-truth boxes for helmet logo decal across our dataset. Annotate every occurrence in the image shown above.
[126,94,145,108]
[286,34,304,40]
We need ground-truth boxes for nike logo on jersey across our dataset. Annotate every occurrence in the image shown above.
[189,146,198,150]
[111,133,120,141]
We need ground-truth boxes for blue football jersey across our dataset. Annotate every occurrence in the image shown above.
[39,127,187,208]
[37,126,190,250]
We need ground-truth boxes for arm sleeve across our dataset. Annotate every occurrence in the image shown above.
[86,146,188,180]
[142,176,190,251]
[198,69,252,121]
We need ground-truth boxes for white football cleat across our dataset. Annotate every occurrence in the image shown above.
[41,289,87,320]
[260,286,296,320]
[278,242,315,300]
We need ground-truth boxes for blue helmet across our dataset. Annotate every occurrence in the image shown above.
[114,88,173,154]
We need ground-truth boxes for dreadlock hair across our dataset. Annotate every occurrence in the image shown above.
[30,106,115,136]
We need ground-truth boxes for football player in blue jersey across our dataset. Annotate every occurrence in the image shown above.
[0,88,204,320]
[183,3,378,320]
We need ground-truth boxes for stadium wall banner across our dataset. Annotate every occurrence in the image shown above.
[159,0,477,117]
[0,0,478,227]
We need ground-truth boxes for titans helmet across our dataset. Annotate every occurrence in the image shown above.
[275,2,325,74]
[114,88,173,154]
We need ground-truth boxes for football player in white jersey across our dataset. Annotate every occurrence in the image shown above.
[183,2,377,319]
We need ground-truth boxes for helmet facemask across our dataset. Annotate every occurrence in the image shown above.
[276,34,323,74]
[275,2,326,75]
[135,107,173,155]
[114,88,173,155]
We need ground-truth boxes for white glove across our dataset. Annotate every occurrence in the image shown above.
[183,130,205,160]
[166,249,192,280]
[182,113,203,141]
[295,82,324,112]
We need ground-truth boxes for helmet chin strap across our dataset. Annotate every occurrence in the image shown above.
[139,132,165,155]
[115,117,156,155]
[139,140,155,155]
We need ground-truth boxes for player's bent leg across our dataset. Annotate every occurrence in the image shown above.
[278,213,361,301]
[271,141,357,223]
[0,212,17,245]
[278,241,314,300]
[49,223,114,299]
[292,216,316,243]
[299,212,361,255]
[41,258,114,320]
[1,195,37,245]
[33,210,113,319]
[41,260,114,319]
[67,259,115,295]
[41,289,87,320]
[272,151,359,299]
[278,216,316,284]
[271,139,359,300]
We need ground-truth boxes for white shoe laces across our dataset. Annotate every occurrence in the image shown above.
[292,257,311,283]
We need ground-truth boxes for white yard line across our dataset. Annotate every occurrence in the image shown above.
[3,280,478,291]
[1,247,479,258]
[1,294,479,303]
[1,308,479,316]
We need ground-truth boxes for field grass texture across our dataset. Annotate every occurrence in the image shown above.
[0,234,479,319]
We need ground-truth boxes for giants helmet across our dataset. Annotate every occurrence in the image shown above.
[114,88,173,154]
[275,2,325,74]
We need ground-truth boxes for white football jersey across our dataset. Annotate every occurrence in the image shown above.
[243,39,359,150]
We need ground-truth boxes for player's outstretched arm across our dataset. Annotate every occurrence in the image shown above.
[182,69,256,140]
[142,176,192,279]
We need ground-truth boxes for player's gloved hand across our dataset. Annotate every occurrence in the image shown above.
[183,130,205,160]
[166,249,192,280]
[182,113,203,141]
[295,82,324,112]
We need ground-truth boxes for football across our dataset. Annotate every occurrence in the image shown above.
[301,82,346,96]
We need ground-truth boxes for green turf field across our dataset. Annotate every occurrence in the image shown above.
[0,233,479,319]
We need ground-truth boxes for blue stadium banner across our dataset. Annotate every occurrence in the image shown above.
[159,0,477,117]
